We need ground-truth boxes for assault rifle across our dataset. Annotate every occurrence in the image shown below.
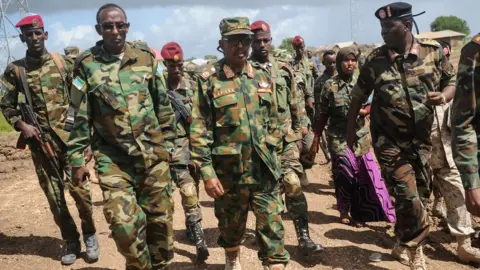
[167,89,192,125]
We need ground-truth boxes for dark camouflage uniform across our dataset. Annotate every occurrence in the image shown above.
[0,52,96,243]
[190,59,289,265]
[67,41,175,269]
[452,33,480,191]
[351,39,456,247]
[163,71,202,226]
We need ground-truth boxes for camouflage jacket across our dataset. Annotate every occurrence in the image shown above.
[0,51,73,143]
[67,41,176,168]
[451,34,480,190]
[249,54,303,143]
[190,59,282,184]
[314,71,334,118]
[351,38,456,161]
[291,56,314,100]
[319,75,370,157]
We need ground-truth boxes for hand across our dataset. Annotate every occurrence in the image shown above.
[466,188,480,217]
[18,122,40,142]
[311,135,320,153]
[72,166,90,187]
[306,98,314,109]
[84,146,93,164]
[296,140,303,153]
[301,127,309,137]
[425,92,445,106]
[204,178,224,199]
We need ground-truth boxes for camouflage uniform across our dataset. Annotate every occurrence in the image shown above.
[314,71,335,161]
[67,41,176,269]
[190,54,289,265]
[64,46,80,60]
[0,52,96,243]
[351,39,456,247]
[451,34,480,192]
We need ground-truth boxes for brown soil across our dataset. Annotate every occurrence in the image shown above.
[0,132,478,270]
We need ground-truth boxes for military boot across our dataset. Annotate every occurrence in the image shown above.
[263,264,285,270]
[84,233,100,263]
[407,246,427,270]
[225,247,241,270]
[188,222,210,262]
[391,240,409,266]
[293,217,324,256]
[431,196,447,220]
[457,235,480,264]
[61,240,81,265]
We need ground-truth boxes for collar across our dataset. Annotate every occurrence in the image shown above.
[25,49,50,66]
[222,60,254,79]
[387,39,420,62]
[94,41,138,64]
[336,75,355,88]
[166,73,189,90]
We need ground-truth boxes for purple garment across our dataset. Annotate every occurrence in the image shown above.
[333,148,396,223]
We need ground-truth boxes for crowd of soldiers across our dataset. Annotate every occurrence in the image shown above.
[1,1,480,270]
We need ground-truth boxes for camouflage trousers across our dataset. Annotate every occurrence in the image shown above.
[433,167,474,236]
[96,156,174,270]
[375,145,431,248]
[281,141,308,220]
[30,140,95,242]
[299,130,315,169]
[215,161,290,265]
[171,165,202,225]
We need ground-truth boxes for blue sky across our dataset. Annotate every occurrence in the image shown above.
[1,0,478,69]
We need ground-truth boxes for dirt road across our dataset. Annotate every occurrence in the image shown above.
[0,132,477,270]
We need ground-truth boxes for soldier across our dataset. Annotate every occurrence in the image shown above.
[0,14,98,265]
[290,36,316,186]
[346,3,456,269]
[249,20,324,257]
[306,50,320,77]
[451,35,480,217]
[190,17,289,270]
[64,46,81,60]
[66,3,175,269]
[160,41,209,262]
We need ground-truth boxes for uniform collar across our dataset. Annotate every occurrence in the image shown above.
[165,73,189,90]
[336,74,355,88]
[94,41,138,64]
[387,39,420,62]
[222,60,254,79]
[25,49,50,66]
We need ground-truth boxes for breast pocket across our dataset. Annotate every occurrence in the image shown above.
[331,92,346,116]
[211,144,244,175]
[213,92,240,127]
[258,89,273,125]
[91,84,123,112]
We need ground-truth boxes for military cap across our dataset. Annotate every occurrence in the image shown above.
[15,13,44,28]
[219,17,253,36]
[250,20,271,33]
[292,35,304,47]
[375,2,425,21]
[64,46,80,57]
[161,42,183,62]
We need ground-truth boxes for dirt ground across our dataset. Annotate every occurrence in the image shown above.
[0,132,479,270]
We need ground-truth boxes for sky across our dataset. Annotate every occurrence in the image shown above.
[0,0,478,69]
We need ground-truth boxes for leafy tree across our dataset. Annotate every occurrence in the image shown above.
[204,55,218,60]
[430,15,470,36]
[278,37,294,54]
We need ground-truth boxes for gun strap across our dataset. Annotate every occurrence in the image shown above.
[17,65,35,109]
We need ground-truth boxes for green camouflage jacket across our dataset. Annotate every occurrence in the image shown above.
[451,34,480,190]
[66,41,176,168]
[314,71,334,119]
[0,51,73,143]
[351,38,456,163]
[319,75,370,157]
[190,59,282,184]
[249,54,303,143]
[291,56,315,100]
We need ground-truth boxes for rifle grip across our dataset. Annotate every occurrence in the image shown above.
[16,135,27,150]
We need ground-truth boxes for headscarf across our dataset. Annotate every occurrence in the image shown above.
[336,46,358,79]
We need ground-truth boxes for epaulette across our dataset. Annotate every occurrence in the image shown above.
[200,64,216,80]
[471,34,480,45]
[131,40,155,58]
[417,38,441,48]
[366,46,387,62]
[278,61,295,78]
[75,48,93,68]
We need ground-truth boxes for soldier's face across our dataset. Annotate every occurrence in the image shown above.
[252,32,272,59]
[381,20,410,48]
[221,34,252,66]
[324,54,336,73]
[96,8,129,54]
[340,54,357,75]
[20,27,48,54]
[295,44,305,58]
[165,60,184,80]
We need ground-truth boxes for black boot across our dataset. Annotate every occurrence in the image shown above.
[187,222,210,262]
[293,217,324,256]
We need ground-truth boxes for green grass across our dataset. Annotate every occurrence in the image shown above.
[0,112,13,134]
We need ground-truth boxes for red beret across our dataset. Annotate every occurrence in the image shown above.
[250,20,270,33]
[292,35,304,46]
[15,14,44,28]
[161,42,183,62]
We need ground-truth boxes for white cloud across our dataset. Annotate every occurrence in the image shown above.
[49,22,97,48]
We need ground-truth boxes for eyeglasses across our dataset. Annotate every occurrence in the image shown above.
[100,22,130,32]
[222,36,253,47]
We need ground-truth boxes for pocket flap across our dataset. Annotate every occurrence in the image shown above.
[258,89,273,103]
[213,92,238,108]
[265,135,280,148]
[212,144,242,155]
[92,85,123,110]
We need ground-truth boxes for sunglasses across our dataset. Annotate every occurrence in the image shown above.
[100,22,130,32]
[222,36,253,47]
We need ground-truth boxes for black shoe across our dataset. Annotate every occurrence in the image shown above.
[61,240,81,265]
[187,222,210,262]
[293,217,324,256]
[186,223,195,243]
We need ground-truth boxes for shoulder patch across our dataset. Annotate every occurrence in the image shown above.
[417,38,441,48]
[72,76,86,90]
[200,65,216,80]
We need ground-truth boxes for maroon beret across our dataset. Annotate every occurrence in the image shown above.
[161,42,183,62]
[292,35,304,46]
[16,14,44,28]
[250,20,270,33]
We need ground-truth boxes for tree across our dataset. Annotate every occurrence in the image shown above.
[278,37,294,54]
[204,55,218,60]
[430,16,470,36]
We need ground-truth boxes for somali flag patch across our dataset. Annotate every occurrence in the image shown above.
[72,76,86,90]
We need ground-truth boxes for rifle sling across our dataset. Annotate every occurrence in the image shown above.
[18,66,35,111]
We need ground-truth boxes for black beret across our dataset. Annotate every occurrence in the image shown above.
[375,2,425,21]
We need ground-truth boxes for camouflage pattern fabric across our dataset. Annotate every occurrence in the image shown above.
[351,38,456,247]
[292,56,315,101]
[66,41,175,269]
[164,71,202,225]
[451,34,480,191]
[319,75,370,158]
[314,71,334,119]
[190,58,288,264]
[64,46,80,60]
[0,51,95,241]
